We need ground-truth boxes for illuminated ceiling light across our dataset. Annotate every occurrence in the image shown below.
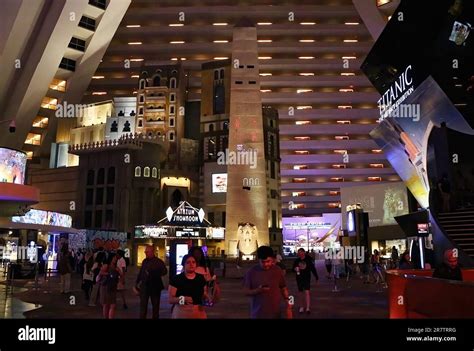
[344,39,358,43]
[297,89,313,93]
[336,120,351,124]
[213,40,229,43]
[259,73,272,76]
[258,56,272,60]
[257,22,272,25]
[169,23,184,27]
[92,76,104,79]
[128,42,142,45]
[260,89,272,93]
[92,92,107,95]
[294,150,309,154]
[341,72,355,76]
[213,23,228,26]
[300,22,316,25]
[171,57,178,61]
[370,163,384,168]
[337,105,353,109]
[296,106,312,110]
[126,25,141,28]
[333,150,348,154]
[214,57,229,60]
[339,88,354,92]
[180,58,186,61]
[372,149,383,153]
[342,56,357,59]
[368,177,382,181]
[130,58,144,62]
[299,39,315,43]
[131,75,139,78]
[295,121,311,125]
[293,165,308,170]
[299,73,314,76]
[298,56,314,59]
[170,41,185,44]
[455,84,463,87]
[258,39,273,43]
[294,136,310,140]
[345,22,359,25]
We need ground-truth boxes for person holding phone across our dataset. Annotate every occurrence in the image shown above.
[243,246,292,319]
[293,248,319,314]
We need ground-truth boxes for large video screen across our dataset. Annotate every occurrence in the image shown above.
[12,209,72,228]
[212,173,227,193]
[0,148,27,184]
[341,182,409,228]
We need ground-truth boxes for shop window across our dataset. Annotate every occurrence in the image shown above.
[96,188,104,205]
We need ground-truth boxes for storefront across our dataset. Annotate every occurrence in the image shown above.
[0,209,83,276]
[134,201,225,270]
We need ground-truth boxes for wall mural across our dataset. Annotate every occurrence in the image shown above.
[86,230,127,250]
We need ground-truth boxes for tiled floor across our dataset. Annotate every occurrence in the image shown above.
[0,261,388,319]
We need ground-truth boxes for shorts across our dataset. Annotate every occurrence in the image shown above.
[296,279,311,291]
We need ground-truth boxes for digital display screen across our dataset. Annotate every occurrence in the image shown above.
[212,173,227,193]
[12,209,72,228]
[206,227,225,239]
[341,182,409,228]
[175,244,188,275]
[0,148,27,184]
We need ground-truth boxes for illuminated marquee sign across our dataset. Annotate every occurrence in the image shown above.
[284,222,332,230]
[176,228,200,238]
[377,65,414,121]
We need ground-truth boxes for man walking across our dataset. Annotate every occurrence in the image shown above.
[135,245,167,319]
[243,246,292,319]
[293,248,318,314]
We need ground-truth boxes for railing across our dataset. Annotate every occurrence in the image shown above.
[386,269,474,318]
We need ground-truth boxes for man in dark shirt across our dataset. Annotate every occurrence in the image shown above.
[293,248,319,314]
[433,248,463,281]
[243,246,292,319]
[135,245,168,318]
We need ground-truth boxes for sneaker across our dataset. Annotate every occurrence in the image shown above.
[299,307,304,314]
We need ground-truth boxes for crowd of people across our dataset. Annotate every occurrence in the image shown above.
[52,242,463,319]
